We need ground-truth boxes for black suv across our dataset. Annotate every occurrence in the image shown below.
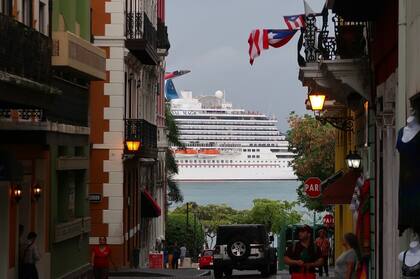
[213,224,277,278]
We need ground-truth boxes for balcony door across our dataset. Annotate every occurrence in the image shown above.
[0,0,12,15]
[22,0,33,27]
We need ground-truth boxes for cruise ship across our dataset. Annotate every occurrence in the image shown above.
[170,90,297,181]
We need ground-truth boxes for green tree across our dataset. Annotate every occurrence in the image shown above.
[172,200,302,246]
[173,203,247,247]
[246,199,302,234]
[166,212,205,257]
[286,112,336,211]
[165,103,183,204]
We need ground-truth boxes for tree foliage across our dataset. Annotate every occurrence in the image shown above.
[166,212,205,256]
[246,199,302,234]
[286,112,336,211]
[165,103,183,204]
[172,199,302,247]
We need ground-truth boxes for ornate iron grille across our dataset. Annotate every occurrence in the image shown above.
[302,14,367,63]
[0,14,52,84]
[125,119,157,149]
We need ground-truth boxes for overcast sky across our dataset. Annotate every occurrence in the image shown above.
[166,0,325,131]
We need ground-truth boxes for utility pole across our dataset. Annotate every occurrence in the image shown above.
[186,202,189,238]
[193,213,197,260]
[313,211,316,237]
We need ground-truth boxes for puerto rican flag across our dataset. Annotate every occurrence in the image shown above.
[284,15,305,30]
[248,29,297,65]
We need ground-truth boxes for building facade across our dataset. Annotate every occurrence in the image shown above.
[89,0,169,268]
[0,0,105,278]
[298,0,420,278]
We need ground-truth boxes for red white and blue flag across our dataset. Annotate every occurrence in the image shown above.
[248,29,297,65]
[283,15,305,30]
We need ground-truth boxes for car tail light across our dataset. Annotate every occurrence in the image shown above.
[214,245,220,254]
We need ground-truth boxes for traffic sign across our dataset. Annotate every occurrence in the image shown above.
[304,177,322,198]
[323,214,334,227]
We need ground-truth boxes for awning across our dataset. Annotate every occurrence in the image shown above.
[141,190,161,218]
[322,170,360,205]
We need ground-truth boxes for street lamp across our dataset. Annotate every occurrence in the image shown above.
[345,151,362,169]
[32,184,42,200]
[125,140,141,152]
[12,184,23,202]
[308,92,326,112]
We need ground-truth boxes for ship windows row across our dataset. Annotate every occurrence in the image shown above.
[244,149,260,152]
[176,159,290,165]
[179,165,289,168]
[247,155,260,158]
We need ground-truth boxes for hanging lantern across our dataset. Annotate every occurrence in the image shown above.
[309,93,326,112]
[125,140,141,152]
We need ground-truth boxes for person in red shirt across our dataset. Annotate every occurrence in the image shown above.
[315,228,330,277]
[91,237,116,279]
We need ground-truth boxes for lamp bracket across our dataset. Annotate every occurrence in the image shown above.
[315,115,354,132]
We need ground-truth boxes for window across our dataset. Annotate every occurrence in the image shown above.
[247,155,251,158]
[23,0,33,27]
[39,2,46,34]
[252,149,255,152]
[252,155,255,158]
[1,0,12,15]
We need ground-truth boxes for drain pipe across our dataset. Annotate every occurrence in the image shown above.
[397,0,407,129]
[397,0,408,274]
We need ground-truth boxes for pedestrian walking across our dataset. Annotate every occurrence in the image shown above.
[315,228,330,277]
[180,244,187,267]
[91,237,116,279]
[21,232,41,279]
[334,233,362,279]
[172,242,180,269]
[162,240,169,268]
[284,225,324,279]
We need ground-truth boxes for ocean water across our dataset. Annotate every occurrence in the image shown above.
[176,180,301,210]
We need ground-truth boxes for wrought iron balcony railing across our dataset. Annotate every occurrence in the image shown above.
[157,19,170,51]
[125,11,158,65]
[125,119,158,158]
[303,15,367,64]
[0,13,51,84]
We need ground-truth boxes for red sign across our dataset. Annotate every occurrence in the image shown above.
[323,214,334,227]
[149,253,163,269]
[304,177,322,198]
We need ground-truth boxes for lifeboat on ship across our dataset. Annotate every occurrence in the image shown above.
[175,149,198,157]
[198,149,220,157]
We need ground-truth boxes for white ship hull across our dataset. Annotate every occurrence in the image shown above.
[173,166,297,181]
[170,90,297,181]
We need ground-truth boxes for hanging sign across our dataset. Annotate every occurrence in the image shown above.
[304,177,322,198]
[323,214,334,227]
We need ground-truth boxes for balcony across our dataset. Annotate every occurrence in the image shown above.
[299,14,370,104]
[125,12,159,65]
[52,31,106,80]
[0,14,55,92]
[125,119,158,158]
[157,19,170,52]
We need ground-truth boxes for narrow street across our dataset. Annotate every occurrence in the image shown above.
[110,269,336,279]
[1,0,420,278]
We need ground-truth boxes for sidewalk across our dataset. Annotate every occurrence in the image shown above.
[110,268,211,278]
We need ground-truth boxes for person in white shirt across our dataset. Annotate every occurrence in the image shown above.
[180,244,187,267]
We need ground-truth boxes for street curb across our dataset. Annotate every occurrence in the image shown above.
[110,269,211,277]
